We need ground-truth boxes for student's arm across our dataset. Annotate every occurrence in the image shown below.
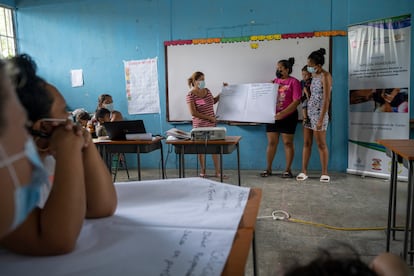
[81,128,117,218]
[370,252,409,276]
[110,111,123,122]
[276,99,300,120]
[317,71,332,129]
[187,99,216,123]
[0,127,86,255]
[213,94,220,104]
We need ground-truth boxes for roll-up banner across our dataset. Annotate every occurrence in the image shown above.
[348,14,410,179]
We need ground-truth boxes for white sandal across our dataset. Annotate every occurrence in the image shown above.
[320,175,330,182]
[296,173,308,181]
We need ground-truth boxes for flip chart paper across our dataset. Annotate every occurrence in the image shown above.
[216,83,277,123]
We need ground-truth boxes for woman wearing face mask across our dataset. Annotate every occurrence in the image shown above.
[186,71,224,178]
[0,54,117,255]
[0,59,49,239]
[296,48,332,183]
[96,94,123,122]
[261,57,302,178]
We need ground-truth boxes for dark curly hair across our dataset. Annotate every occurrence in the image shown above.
[6,54,54,124]
[284,245,377,276]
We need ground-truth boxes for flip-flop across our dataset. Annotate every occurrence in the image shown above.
[320,175,330,182]
[260,170,272,177]
[296,172,308,181]
[199,173,207,178]
[281,171,293,178]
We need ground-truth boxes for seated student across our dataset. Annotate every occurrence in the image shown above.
[74,110,91,128]
[95,108,111,137]
[0,59,48,239]
[96,94,123,122]
[72,108,96,137]
[1,54,117,256]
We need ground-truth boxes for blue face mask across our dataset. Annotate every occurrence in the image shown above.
[198,80,205,89]
[103,103,114,112]
[0,138,48,230]
[307,66,316,74]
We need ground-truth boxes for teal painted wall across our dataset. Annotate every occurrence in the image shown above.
[8,0,414,171]
[0,0,14,7]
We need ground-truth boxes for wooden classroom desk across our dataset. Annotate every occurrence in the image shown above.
[94,137,165,180]
[377,139,414,262]
[166,136,242,186]
[223,188,262,276]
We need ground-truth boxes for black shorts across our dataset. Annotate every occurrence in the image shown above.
[266,110,298,134]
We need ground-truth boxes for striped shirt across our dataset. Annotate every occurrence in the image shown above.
[186,89,216,128]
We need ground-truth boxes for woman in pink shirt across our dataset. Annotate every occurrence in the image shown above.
[261,57,302,178]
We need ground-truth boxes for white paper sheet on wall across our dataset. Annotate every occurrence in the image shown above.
[71,69,84,87]
[0,178,250,276]
[124,58,161,115]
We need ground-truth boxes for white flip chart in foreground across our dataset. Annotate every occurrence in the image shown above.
[0,178,250,276]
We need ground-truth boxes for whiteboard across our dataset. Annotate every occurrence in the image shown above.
[166,37,330,122]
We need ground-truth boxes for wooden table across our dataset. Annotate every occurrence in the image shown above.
[377,139,414,262]
[94,137,165,181]
[223,188,262,276]
[166,136,242,186]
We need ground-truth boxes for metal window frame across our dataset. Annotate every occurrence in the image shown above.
[0,5,16,57]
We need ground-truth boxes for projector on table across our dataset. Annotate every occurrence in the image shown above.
[190,127,226,141]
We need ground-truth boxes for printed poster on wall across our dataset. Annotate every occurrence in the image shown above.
[124,57,161,115]
[347,14,410,179]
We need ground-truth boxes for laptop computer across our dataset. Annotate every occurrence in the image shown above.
[103,120,146,140]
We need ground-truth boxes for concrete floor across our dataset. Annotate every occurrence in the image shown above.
[113,168,413,275]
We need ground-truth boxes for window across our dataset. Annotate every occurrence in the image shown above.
[0,6,15,58]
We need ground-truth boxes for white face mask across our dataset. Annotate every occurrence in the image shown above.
[307,66,316,74]
[103,103,114,112]
[0,138,48,230]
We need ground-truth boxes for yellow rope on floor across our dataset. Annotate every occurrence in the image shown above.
[257,210,405,231]
[288,217,386,231]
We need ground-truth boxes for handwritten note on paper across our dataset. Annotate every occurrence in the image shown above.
[216,83,277,123]
[0,178,251,276]
[158,228,232,276]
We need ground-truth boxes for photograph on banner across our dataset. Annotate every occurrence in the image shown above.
[349,87,408,113]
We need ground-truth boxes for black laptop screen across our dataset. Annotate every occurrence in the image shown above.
[103,120,146,140]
